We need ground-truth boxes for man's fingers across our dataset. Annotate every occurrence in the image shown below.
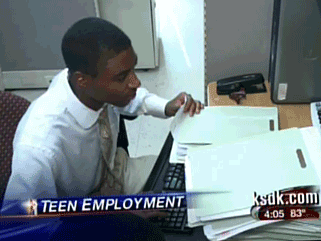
[177,93,186,106]
[147,211,168,219]
[229,92,246,105]
[132,210,168,220]
[172,93,203,117]
[183,94,193,113]
[195,101,203,114]
[189,102,197,117]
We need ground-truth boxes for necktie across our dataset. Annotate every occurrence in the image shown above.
[92,105,124,196]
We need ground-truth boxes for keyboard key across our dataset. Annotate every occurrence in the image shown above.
[176,180,182,190]
[164,182,170,189]
[164,176,171,182]
[169,177,178,189]
[182,216,187,227]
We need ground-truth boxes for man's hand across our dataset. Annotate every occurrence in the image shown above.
[165,92,204,117]
[131,209,168,220]
[229,88,246,104]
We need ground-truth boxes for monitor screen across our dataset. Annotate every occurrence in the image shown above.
[0,0,99,89]
[269,0,321,103]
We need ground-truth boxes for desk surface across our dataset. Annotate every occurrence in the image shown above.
[207,81,312,130]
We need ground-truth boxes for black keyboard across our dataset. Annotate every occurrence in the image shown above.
[163,163,186,191]
[152,163,193,234]
[311,102,321,130]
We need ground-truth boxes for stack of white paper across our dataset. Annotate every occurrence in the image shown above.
[192,128,321,240]
[169,106,278,164]
[169,105,321,240]
[227,218,321,240]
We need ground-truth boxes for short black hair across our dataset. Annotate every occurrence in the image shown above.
[61,17,131,77]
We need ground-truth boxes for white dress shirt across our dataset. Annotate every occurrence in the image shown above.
[4,68,168,200]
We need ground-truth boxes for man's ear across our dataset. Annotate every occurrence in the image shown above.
[74,71,91,89]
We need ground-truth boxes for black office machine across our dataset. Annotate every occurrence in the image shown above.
[216,73,267,95]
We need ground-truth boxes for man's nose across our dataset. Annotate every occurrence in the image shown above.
[128,72,141,89]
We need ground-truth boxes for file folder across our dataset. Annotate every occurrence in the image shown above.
[186,127,321,220]
[170,106,278,144]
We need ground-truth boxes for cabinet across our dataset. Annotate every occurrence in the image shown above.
[98,0,159,69]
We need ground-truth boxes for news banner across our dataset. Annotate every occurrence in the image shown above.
[2,188,320,221]
[3,193,186,217]
[251,186,320,221]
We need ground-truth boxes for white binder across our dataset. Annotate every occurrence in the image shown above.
[170,106,278,144]
[186,127,321,220]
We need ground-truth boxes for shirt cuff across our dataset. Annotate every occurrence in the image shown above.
[143,94,169,119]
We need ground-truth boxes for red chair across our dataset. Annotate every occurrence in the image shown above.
[0,91,30,206]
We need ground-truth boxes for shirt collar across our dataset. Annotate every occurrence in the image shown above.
[57,68,104,129]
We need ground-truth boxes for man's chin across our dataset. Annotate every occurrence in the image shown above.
[111,99,132,108]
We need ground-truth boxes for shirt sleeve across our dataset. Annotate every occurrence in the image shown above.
[2,145,57,215]
[117,87,169,119]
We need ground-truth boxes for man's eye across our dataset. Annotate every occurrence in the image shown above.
[118,75,127,81]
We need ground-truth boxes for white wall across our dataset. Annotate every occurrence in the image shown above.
[147,0,205,101]
[205,0,273,87]
[125,0,205,157]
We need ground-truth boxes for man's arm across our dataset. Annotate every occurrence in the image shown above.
[117,88,204,118]
[2,145,57,215]
[117,87,168,118]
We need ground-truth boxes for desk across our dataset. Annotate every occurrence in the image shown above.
[207,81,312,130]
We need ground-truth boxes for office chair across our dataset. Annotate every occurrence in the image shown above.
[0,91,30,206]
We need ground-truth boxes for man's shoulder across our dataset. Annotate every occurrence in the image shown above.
[14,98,77,150]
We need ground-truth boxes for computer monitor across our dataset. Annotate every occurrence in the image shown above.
[269,0,321,104]
[0,0,99,89]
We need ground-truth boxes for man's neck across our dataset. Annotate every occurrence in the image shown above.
[68,78,103,111]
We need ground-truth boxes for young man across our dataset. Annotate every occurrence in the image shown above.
[3,17,203,205]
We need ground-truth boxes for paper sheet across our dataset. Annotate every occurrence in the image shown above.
[204,219,279,240]
[169,142,210,164]
[170,95,188,140]
[170,106,278,144]
[169,142,188,164]
[188,128,320,194]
